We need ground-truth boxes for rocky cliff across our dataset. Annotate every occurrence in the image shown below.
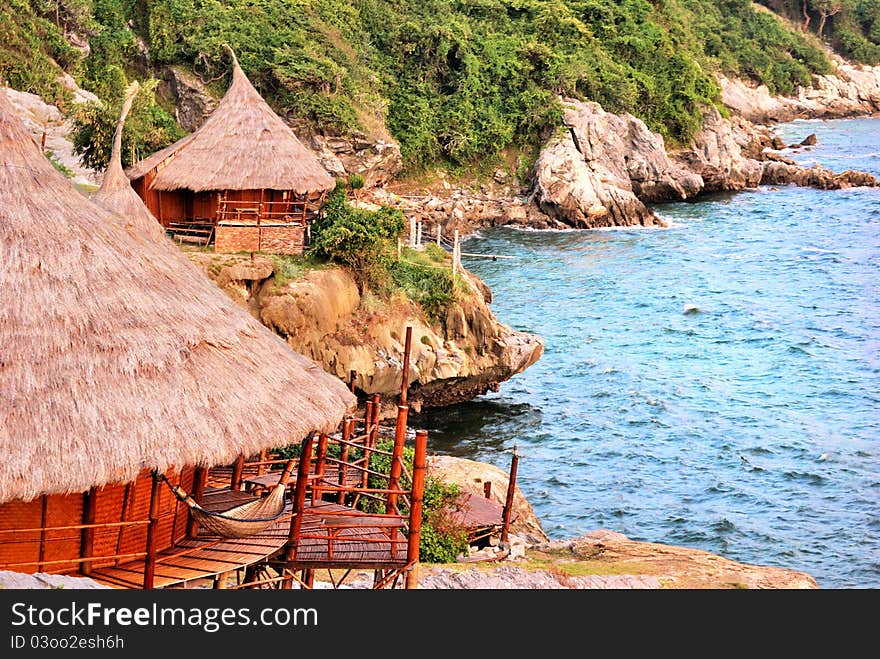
[372,59,880,234]
[187,253,543,413]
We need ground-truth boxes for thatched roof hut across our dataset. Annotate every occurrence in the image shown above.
[127,51,334,195]
[126,49,335,255]
[0,86,355,505]
[91,81,165,243]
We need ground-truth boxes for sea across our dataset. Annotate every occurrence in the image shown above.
[411,116,880,589]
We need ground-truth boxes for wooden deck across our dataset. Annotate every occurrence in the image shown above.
[89,489,291,589]
[454,490,516,543]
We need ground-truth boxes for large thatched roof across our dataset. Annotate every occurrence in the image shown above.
[0,87,355,505]
[91,81,165,242]
[126,50,335,195]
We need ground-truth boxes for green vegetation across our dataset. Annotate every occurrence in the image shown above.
[308,182,406,293]
[363,438,469,564]
[309,181,462,321]
[6,0,873,176]
[759,1,880,65]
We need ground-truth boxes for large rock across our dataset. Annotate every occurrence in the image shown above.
[188,256,544,412]
[309,132,403,188]
[532,99,702,228]
[2,87,100,188]
[0,570,110,589]
[670,106,764,192]
[165,65,219,132]
[718,61,880,123]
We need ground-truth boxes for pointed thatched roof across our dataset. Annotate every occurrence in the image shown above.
[126,49,335,195]
[0,87,355,505]
[91,81,165,242]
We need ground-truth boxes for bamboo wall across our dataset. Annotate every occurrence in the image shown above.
[0,467,195,575]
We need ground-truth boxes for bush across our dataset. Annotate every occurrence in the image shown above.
[365,438,469,564]
[308,183,405,293]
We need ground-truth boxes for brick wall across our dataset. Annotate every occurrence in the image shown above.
[215,223,305,255]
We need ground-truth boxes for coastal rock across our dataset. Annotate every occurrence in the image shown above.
[761,162,879,189]
[670,106,764,192]
[188,256,544,411]
[532,99,701,228]
[718,61,880,123]
[427,454,549,544]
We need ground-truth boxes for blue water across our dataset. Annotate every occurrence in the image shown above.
[413,117,880,589]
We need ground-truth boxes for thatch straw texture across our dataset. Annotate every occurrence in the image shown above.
[127,51,335,195]
[0,87,356,505]
[91,81,165,243]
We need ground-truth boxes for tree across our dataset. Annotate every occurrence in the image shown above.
[814,0,847,37]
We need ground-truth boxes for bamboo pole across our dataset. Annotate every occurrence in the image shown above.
[285,434,315,565]
[436,224,442,245]
[349,369,357,394]
[38,495,48,572]
[80,487,97,576]
[187,467,207,539]
[400,325,412,405]
[405,429,428,589]
[114,482,133,566]
[339,416,352,504]
[501,446,519,544]
[387,404,408,514]
[314,433,329,503]
[370,393,381,447]
[453,229,460,276]
[143,472,162,590]
[231,454,245,491]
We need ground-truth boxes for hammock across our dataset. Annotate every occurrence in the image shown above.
[161,459,296,539]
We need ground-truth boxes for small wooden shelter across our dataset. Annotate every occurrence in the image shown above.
[126,48,335,254]
[0,85,356,587]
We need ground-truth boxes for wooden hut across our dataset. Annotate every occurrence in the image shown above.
[0,86,356,588]
[126,48,335,254]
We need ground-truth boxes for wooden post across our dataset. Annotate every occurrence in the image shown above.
[387,404,408,514]
[231,454,245,491]
[257,450,268,477]
[453,229,460,276]
[144,471,162,590]
[187,467,207,539]
[80,487,97,576]
[370,393,381,448]
[364,398,374,445]
[416,221,422,248]
[501,446,519,544]
[436,224,442,245]
[115,483,133,566]
[484,481,492,499]
[338,417,351,504]
[40,131,46,151]
[349,369,357,394]
[400,325,412,405]
[313,433,329,503]
[38,495,48,572]
[285,434,314,564]
[405,429,428,589]
[409,217,416,248]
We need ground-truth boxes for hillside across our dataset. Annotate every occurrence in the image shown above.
[4,0,877,178]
